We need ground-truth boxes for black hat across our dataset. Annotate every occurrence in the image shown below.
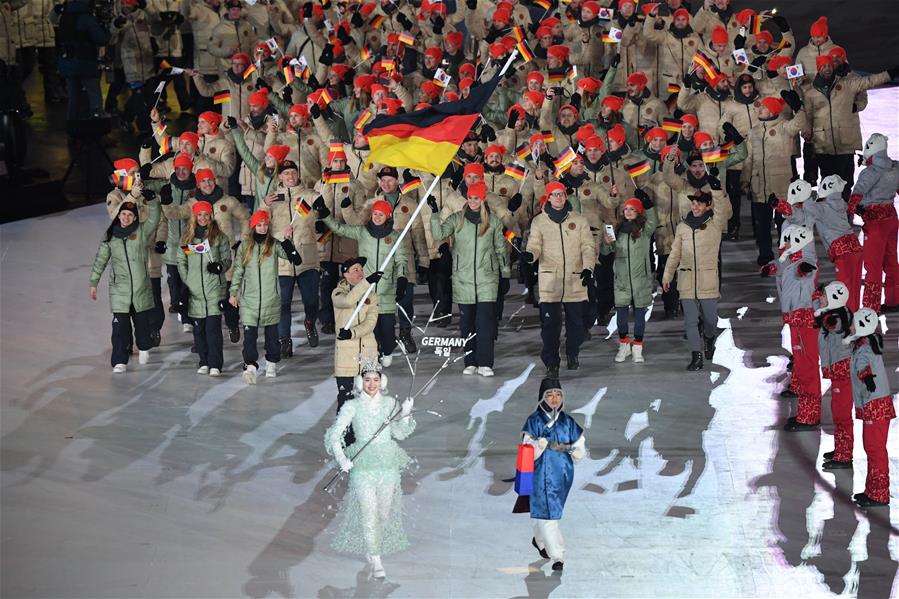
[280,159,299,172]
[538,377,562,401]
[118,201,139,217]
[377,166,399,179]
[692,190,713,205]
[464,130,479,142]
[341,256,367,274]
[687,151,703,164]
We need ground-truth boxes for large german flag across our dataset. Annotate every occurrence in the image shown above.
[363,71,502,175]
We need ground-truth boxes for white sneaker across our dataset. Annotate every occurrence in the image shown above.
[381,354,393,368]
[462,365,477,375]
[369,555,386,580]
[477,366,495,377]
[182,323,193,333]
[209,368,221,377]
[243,364,257,385]
[138,350,149,364]
[265,362,277,377]
[632,344,644,363]
[614,341,632,363]
[112,363,127,374]
[197,365,209,375]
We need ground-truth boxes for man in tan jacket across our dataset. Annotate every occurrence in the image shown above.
[523,182,596,376]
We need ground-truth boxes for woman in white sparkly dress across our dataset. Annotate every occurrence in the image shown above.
[324,364,415,579]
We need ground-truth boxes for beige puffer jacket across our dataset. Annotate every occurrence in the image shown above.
[146,0,182,57]
[805,71,891,156]
[197,130,237,181]
[193,72,257,122]
[641,16,704,99]
[743,110,808,202]
[185,0,220,75]
[262,124,325,190]
[264,184,320,276]
[17,0,59,48]
[207,16,257,69]
[114,10,155,83]
[795,38,835,78]
[526,206,596,303]
[661,193,730,300]
[661,150,732,222]
[332,278,378,377]
[0,0,27,64]
[317,181,359,265]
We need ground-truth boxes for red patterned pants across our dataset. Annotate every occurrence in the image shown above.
[862,216,899,310]
[830,376,854,462]
[862,419,890,503]
[833,251,863,313]
[790,324,821,424]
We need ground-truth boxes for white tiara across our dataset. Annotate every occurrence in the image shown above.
[359,357,382,375]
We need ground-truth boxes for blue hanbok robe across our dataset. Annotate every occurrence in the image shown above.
[522,410,584,520]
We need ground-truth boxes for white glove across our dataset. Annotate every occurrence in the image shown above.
[337,456,353,472]
[536,438,548,450]
[401,398,413,416]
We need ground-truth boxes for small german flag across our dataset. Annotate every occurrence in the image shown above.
[504,163,527,181]
[360,47,372,62]
[692,51,717,80]
[503,227,517,243]
[327,170,351,184]
[626,160,651,177]
[242,63,257,80]
[398,32,415,46]
[282,65,295,85]
[295,199,312,217]
[354,110,373,131]
[514,142,531,161]
[159,136,171,155]
[369,14,385,29]
[701,148,726,163]
[400,176,423,194]
[661,117,682,133]
[667,82,681,94]
[547,69,565,85]
[602,27,623,43]
[511,25,526,42]
[516,40,534,63]
[749,14,763,35]
[153,122,167,137]
[320,88,333,105]
[532,0,550,10]
[720,140,735,152]
[117,174,135,191]
[541,130,555,145]
[317,228,333,244]
[160,59,172,70]
[379,58,397,72]
[213,90,232,105]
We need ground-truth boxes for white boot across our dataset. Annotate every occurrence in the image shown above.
[380,354,393,368]
[112,363,127,374]
[477,366,495,377]
[209,368,222,377]
[243,364,257,385]
[265,362,277,378]
[462,365,477,375]
[632,343,644,363]
[369,555,386,579]
[182,323,193,334]
[197,365,209,375]
[138,350,150,364]
[614,340,632,363]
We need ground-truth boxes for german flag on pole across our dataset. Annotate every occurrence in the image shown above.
[400,176,423,194]
[213,90,231,105]
[504,163,527,180]
[692,51,717,80]
[626,159,651,177]
[516,40,534,63]
[503,227,517,243]
[661,117,682,133]
[514,142,531,161]
[363,70,504,175]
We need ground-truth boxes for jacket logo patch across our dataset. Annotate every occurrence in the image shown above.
[769,130,777,136]
[583,189,591,196]
[602,176,610,183]
[646,107,653,115]
[688,40,695,46]
[753,101,760,107]
[210,147,216,154]
[568,223,576,230]
[402,205,409,213]
[342,186,348,193]
[500,187,507,194]
[247,85,254,91]
[365,298,371,304]
[307,139,314,145]
[220,205,228,212]
[836,84,842,91]
[129,233,137,240]
[385,237,393,244]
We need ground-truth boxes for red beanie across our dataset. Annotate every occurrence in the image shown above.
[693,131,713,147]
[459,77,474,92]
[489,42,508,60]
[577,77,600,94]
[266,144,290,163]
[420,81,441,99]
[195,168,216,183]
[536,25,553,39]
[463,162,485,178]
[559,104,579,119]
[114,158,138,172]
[672,7,690,20]
[192,200,213,215]
[232,52,251,64]
[768,55,792,72]
[816,55,833,70]
[198,111,222,132]
[459,63,477,79]
[624,197,645,214]
[173,153,193,170]
[576,124,596,143]
[527,71,545,85]
[371,199,392,217]
[735,8,756,26]
[354,74,376,92]
[760,96,784,116]
[289,104,309,118]
[493,7,511,24]
[529,132,546,146]
[710,26,729,46]
[446,31,464,48]
[547,45,570,62]
[681,114,699,128]
[424,46,443,61]
[584,135,605,151]
[179,131,200,148]
[626,71,648,88]
[644,126,667,142]
[485,144,506,158]
[249,89,270,107]
[544,181,567,196]
[523,90,545,109]
[755,31,773,45]
[602,95,624,112]
[607,124,626,146]
[828,46,848,62]
[809,16,828,37]
[250,210,270,228]
[466,182,487,200]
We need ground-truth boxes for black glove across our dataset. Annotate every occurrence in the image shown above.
[160,184,173,205]
[580,269,593,287]
[888,66,899,80]
[397,12,413,31]
[466,0,476,8]
[610,53,620,68]
[395,276,408,302]
[337,328,352,340]
[771,15,789,32]
[569,91,582,110]
[508,193,522,212]
[140,162,152,180]
[320,43,334,66]
[707,165,720,178]
[633,188,653,209]
[309,102,321,119]
[337,27,352,46]
[113,15,126,27]
[733,33,746,50]
[855,203,866,216]
[141,136,155,150]
[749,55,767,72]
[427,196,439,213]
[313,195,330,218]
[255,77,271,91]
[222,116,236,130]
[864,374,877,393]
[766,193,780,208]
[350,10,364,27]
[760,262,776,277]
[340,196,352,208]
[280,85,293,105]
[682,71,692,87]
[780,89,802,112]
[499,277,510,296]
[437,242,450,258]
[206,261,224,274]
[281,239,303,265]
[520,251,535,264]
[707,176,722,191]
[306,73,320,89]
[528,21,540,34]
[315,220,326,234]
[722,122,744,145]
[141,189,156,201]
[507,109,519,129]
[231,240,241,251]
[431,14,444,34]
[674,161,686,175]
[480,124,496,142]
[366,270,384,284]
[342,67,355,85]
[417,265,429,285]
[798,262,816,275]
[154,241,167,254]
[302,2,313,18]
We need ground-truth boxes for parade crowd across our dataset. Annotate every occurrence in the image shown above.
[26,0,897,575]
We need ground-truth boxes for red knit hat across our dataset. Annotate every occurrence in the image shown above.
[547,45,570,62]
[250,210,270,228]
[523,90,545,108]
[424,47,443,61]
[463,162,485,178]
[735,8,756,26]
[266,144,290,163]
[644,126,667,142]
[626,71,648,88]
[544,181,567,196]
[623,197,645,214]
[249,89,270,107]
[421,81,441,99]
[371,199,392,217]
[192,200,213,215]
[760,96,784,116]
[445,31,464,48]
[485,144,506,158]
[231,52,251,64]
[809,16,828,37]
[755,31,773,45]
[198,111,222,132]
[289,104,309,118]
[815,55,833,70]
[584,135,605,151]
[114,158,138,172]
[489,43,507,60]
[466,182,487,200]
[710,26,729,46]
[576,77,600,94]
[680,114,699,128]
[541,16,561,28]
[576,124,596,143]
[173,153,193,169]
[443,92,459,102]
[459,63,477,79]
[378,97,403,115]
[602,95,624,112]
[529,132,546,146]
[195,168,216,183]
[354,74,376,92]
[672,7,689,20]
[536,25,552,39]
[493,7,511,24]
[661,144,680,161]
[768,55,792,72]
[617,0,635,8]
[179,131,200,148]
[559,104,579,119]
[459,77,474,92]
[607,124,626,146]
[828,46,848,62]
[527,71,545,85]
[583,1,600,14]
[693,131,713,147]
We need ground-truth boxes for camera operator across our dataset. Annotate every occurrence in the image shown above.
[56,0,111,119]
